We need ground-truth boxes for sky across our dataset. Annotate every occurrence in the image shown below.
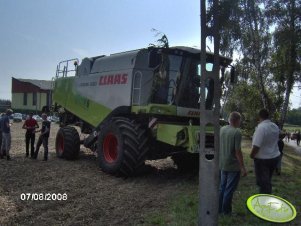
[0,0,300,108]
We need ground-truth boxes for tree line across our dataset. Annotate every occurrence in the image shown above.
[286,107,301,125]
[0,99,11,113]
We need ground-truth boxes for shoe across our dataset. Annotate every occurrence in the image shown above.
[25,154,29,158]
[0,155,3,159]
[42,159,47,161]
[7,156,11,161]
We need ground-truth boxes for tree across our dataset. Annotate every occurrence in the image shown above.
[265,0,301,129]
[149,28,169,48]
[0,99,11,112]
[286,108,301,125]
[210,1,276,113]
[215,0,300,129]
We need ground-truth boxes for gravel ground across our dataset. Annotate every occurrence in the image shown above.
[0,122,197,226]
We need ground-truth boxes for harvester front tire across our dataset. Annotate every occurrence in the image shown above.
[55,126,80,160]
[98,117,149,177]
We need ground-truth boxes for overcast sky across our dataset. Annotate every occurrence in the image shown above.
[0,0,300,108]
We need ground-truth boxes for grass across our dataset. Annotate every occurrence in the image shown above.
[283,124,301,133]
[144,139,301,226]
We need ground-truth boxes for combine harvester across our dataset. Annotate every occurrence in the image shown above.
[52,46,233,176]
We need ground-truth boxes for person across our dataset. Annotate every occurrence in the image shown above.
[250,109,280,194]
[0,113,3,156]
[219,112,247,215]
[276,130,285,176]
[0,109,13,160]
[22,113,39,158]
[286,131,291,142]
[296,130,301,146]
[33,113,50,161]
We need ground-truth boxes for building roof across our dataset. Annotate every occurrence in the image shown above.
[16,78,53,90]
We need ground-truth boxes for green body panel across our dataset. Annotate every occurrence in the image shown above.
[53,77,112,127]
[131,104,177,115]
[156,123,214,153]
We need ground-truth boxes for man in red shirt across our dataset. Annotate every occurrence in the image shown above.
[22,113,39,158]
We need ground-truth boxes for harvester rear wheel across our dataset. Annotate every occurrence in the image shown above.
[97,117,149,177]
[55,126,80,160]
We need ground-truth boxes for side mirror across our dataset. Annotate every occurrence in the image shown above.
[230,66,236,84]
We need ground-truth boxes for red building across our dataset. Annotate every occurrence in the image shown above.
[11,77,53,113]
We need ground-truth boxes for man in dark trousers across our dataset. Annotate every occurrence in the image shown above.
[0,113,3,156]
[22,113,39,158]
[219,112,247,215]
[276,130,286,175]
[296,130,301,146]
[33,113,50,161]
[251,109,280,194]
[0,109,13,160]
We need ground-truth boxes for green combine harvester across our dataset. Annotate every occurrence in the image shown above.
[52,46,233,176]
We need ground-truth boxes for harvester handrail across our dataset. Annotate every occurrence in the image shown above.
[55,58,79,78]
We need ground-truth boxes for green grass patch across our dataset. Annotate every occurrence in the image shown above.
[144,139,301,226]
[283,124,301,133]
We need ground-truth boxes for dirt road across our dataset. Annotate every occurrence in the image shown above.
[0,122,196,226]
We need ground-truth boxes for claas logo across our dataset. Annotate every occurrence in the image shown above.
[99,74,128,86]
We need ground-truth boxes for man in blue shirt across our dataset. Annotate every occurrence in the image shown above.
[1,109,13,160]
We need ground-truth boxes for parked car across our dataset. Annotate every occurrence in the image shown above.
[22,114,28,120]
[13,113,23,122]
[33,115,43,122]
[47,115,60,123]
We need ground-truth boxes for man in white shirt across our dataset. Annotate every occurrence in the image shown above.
[250,109,280,194]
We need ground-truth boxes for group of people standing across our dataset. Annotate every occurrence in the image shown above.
[22,112,51,161]
[285,130,301,146]
[0,109,50,161]
[219,109,284,215]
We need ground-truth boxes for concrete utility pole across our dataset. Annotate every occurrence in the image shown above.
[199,0,221,225]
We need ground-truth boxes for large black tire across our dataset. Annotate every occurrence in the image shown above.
[97,117,149,177]
[131,119,150,169]
[56,126,80,160]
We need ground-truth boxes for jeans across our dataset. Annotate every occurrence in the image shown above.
[254,156,280,194]
[219,170,240,214]
[34,135,49,160]
[25,132,35,157]
[1,132,11,156]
